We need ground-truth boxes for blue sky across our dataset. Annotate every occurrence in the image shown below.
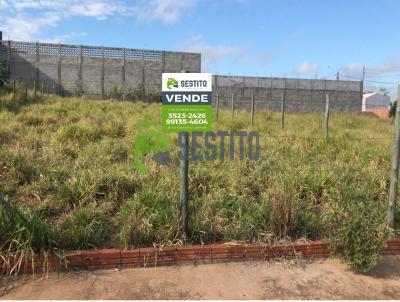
[1,0,399,98]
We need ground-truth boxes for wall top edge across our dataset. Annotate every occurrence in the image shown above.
[0,40,201,56]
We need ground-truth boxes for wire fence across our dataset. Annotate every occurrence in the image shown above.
[1,77,399,236]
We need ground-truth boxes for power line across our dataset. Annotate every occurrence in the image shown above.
[341,73,396,85]
[340,73,362,80]
[364,79,397,85]
[365,67,400,72]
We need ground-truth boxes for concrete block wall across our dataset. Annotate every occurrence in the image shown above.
[1,40,362,112]
[1,40,201,98]
[213,75,362,113]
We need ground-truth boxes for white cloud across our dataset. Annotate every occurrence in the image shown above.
[181,35,275,70]
[13,0,44,10]
[134,0,196,24]
[1,12,61,41]
[341,57,400,78]
[340,58,400,100]
[295,60,319,74]
[67,1,132,20]
[182,35,241,65]
[341,62,363,77]
[368,57,400,75]
[0,0,133,41]
[42,31,88,43]
[0,0,196,41]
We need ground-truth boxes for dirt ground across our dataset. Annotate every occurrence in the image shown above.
[2,256,400,300]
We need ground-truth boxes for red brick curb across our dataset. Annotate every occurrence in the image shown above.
[5,239,400,274]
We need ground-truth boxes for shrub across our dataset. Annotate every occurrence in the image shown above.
[0,54,8,86]
[107,86,123,101]
[327,198,388,272]
[74,81,84,97]
[125,84,145,102]
[145,92,162,103]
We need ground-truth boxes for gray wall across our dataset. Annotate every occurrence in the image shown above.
[1,40,201,98]
[0,40,362,112]
[213,75,362,113]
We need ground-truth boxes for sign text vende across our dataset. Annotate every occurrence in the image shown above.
[162,92,212,105]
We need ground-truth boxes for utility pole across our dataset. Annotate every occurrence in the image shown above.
[361,67,366,105]
[250,93,255,126]
[362,67,365,82]
[324,93,330,140]
[336,72,339,80]
[388,83,400,228]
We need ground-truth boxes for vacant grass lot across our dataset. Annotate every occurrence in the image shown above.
[0,87,397,270]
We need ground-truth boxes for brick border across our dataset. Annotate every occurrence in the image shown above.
[6,238,400,274]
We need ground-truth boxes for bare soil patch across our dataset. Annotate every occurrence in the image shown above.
[2,256,400,299]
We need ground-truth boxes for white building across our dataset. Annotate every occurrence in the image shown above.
[362,92,390,111]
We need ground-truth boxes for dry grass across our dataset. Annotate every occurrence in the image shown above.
[0,84,396,271]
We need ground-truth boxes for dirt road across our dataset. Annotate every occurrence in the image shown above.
[2,256,400,299]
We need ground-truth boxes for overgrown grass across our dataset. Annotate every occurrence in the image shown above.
[0,86,396,271]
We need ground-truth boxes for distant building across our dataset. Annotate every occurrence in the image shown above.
[362,92,390,118]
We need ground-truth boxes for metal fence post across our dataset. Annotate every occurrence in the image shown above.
[101,46,105,99]
[35,42,39,90]
[216,93,219,118]
[325,93,330,140]
[58,44,62,95]
[141,50,145,98]
[179,132,189,237]
[250,93,255,126]
[231,93,234,118]
[280,92,285,129]
[33,80,37,97]
[281,79,287,129]
[24,81,28,100]
[122,48,126,101]
[12,80,15,101]
[388,84,400,228]
[7,40,11,75]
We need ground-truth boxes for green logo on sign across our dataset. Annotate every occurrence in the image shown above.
[167,78,179,89]
[134,119,170,173]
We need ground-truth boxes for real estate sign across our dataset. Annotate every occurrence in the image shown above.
[162,73,212,132]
